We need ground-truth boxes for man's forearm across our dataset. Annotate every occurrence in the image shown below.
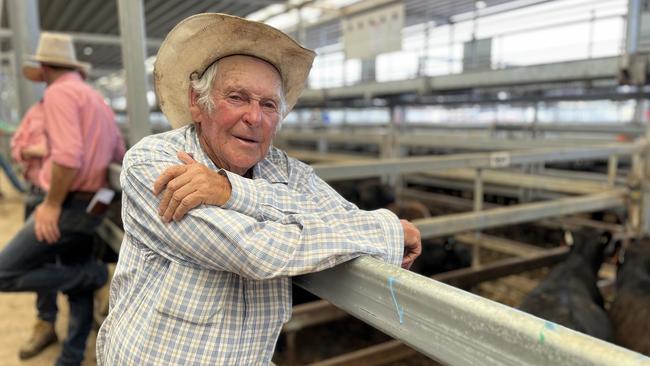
[45,162,78,206]
[21,145,47,160]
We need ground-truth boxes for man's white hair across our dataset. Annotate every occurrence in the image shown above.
[190,61,287,131]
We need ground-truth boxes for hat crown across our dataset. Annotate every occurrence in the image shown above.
[154,13,316,129]
[33,32,79,66]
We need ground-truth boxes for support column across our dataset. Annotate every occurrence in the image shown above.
[626,0,650,233]
[625,0,642,55]
[360,57,376,83]
[7,0,42,117]
[387,104,403,190]
[472,168,484,268]
[639,99,650,233]
[117,0,151,146]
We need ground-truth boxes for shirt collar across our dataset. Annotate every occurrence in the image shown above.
[51,71,82,85]
[252,150,289,184]
[183,125,289,184]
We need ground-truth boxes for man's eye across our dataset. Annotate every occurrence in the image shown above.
[228,94,244,102]
[262,102,278,112]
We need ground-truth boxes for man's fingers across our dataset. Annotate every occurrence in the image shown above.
[172,193,202,221]
[162,195,181,223]
[35,221,44,242]
[162,184,196,222]
[45,224,56,244]
[51,224,61,243]
[153,165,187,195]
[44,223,58,244]
[399,219,422,271]
[158,188,171,216]
[166,173,192,192]
[177,151,196,165]
[401,260,412,270]
[158,173,191,216]
[403,251,419,263]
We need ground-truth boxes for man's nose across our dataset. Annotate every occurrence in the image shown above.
[243,101,263,126]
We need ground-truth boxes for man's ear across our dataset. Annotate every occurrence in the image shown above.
[188,88,202,123]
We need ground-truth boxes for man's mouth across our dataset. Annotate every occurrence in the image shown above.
[234,135,259,144]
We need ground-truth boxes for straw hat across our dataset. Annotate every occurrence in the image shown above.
[154,13,316,129]
[22,60,91,82]
[23,32,91,81]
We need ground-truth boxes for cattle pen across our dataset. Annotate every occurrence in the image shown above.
[101,127,650,364]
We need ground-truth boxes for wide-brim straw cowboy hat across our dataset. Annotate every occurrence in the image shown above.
[24,32,91,80]
[22,60,92,82]
[154,13,316,129]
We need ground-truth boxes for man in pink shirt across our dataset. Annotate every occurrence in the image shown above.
[0,33,125,366]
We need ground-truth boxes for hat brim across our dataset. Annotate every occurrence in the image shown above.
[77,61,92,80]
[29,56,91,79]
[154,13,316,129]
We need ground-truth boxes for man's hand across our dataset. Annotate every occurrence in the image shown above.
[400,220,421,270]
[153,151,232,222]
[34,202,61,244]
[21,143,48,160]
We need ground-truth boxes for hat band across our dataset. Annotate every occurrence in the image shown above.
[33,55,83,68]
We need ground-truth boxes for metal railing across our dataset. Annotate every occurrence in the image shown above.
[296,256,648,366]
[102,136,649,365]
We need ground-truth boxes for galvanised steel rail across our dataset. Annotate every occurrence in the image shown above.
[280,122,645,136]
[413,190,625,238]
[311,143,643,181]
[294,256,650,366]
[109,140,643,189]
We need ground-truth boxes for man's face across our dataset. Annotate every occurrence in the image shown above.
[190,55,283,176]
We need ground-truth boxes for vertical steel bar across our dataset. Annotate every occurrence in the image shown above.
[6,0,42,117]
[625,0,641,55]
[472,168,484,268]
[117,0,151,146]
[474,168,484,212]
[607,155,618,186]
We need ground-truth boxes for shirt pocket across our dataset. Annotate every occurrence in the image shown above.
[155,261,225,325]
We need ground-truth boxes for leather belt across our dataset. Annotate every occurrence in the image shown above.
[67,191,96,202]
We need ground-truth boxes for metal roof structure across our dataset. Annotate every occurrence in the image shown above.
[0,0,282,71]
[0,0,536,72]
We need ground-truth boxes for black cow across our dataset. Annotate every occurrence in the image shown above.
[518,230,615,341]
[609,238,650,355]
[386,200,471,277]
[409,236,472,277]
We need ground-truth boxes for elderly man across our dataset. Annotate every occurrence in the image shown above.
[0,33,125,366]
[96,13,421,365]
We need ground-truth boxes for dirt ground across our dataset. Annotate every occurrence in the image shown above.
[0,174,99,366]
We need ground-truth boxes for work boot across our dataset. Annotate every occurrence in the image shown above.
[18,319,58,359]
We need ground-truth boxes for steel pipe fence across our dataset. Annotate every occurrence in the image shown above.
[101,137,646,364]
[294,256,649,366]
[312,143,643,181]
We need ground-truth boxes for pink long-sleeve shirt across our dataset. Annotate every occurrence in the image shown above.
[39,72,126,192]
[11,102,47,186]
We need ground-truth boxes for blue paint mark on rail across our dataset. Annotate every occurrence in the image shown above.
[388,276,404,324]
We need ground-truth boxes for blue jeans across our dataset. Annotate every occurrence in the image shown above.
[0,153,26,193]
[0,195,107,366]
[24,190,59,325]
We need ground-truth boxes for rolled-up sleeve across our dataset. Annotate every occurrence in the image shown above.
[10,104,45,164]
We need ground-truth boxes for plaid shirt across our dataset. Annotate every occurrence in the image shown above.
[96,125,403,365]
